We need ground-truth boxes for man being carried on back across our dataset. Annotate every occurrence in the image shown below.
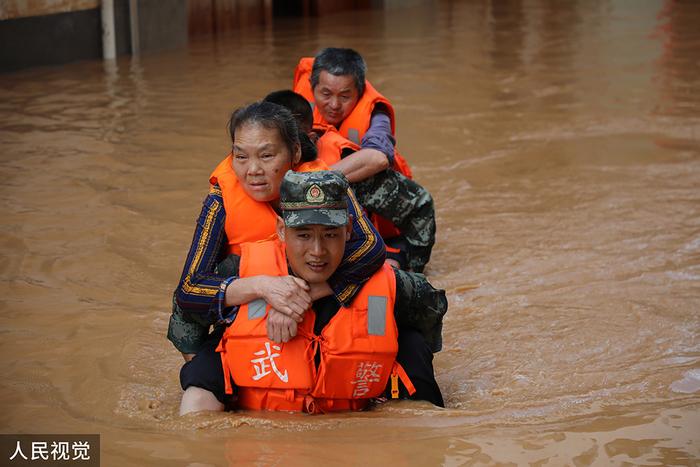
[292,48,436,273]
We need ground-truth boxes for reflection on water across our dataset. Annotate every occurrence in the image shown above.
[654,0,700,117]
[1,0,699,465]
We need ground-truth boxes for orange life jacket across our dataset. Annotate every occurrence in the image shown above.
[315,125,359,166]
[293,57,413,179]
[209,155,328,255]
[216,239,414,413]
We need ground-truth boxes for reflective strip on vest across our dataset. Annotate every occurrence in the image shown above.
[248,298,267,319]
[347,128,361,145]
[367,295,387,336]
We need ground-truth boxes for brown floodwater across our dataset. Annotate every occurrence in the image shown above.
[1,0,699,465]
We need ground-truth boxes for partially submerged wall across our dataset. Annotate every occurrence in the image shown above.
[0,0,99,20]
[0,0,103,71]
[1,0,186,72]
[1,0,384,72]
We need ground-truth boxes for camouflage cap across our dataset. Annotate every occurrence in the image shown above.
[280,170,350,227]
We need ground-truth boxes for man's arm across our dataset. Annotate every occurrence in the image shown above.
[331,148,389,182]
[352,170,436,272]
[330,111,395,182]
[393,269,448,353]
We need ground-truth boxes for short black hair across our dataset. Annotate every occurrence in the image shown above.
[310,47,366,96]
[263,90,313,134]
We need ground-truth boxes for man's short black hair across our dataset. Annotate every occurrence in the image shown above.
[264,90,314,133]
[310,48,367,97]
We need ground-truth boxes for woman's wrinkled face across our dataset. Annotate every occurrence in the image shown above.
[232,122,301,203]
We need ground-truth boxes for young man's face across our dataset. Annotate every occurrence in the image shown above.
[312,71,360,127]
[277,218,352,284]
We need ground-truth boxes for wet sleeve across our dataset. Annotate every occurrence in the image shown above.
[327,188,387,306]
[172,185,239,327]
[351,170,436,272]
[392,269,448,353]
[168,253,242,353]
[167,294,211,354]
[361,109,396,166]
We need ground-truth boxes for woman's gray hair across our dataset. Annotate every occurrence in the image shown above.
[228,101,317,163]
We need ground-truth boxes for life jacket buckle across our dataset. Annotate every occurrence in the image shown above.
[390,373,399,399]
[303,395,318,414]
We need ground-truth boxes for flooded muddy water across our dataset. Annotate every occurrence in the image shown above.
[1,0,699,465]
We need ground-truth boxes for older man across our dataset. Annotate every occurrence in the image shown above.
[292,49,437,272]
[179,170,446,415]
[293,47,410,181]
[263,89,435,272]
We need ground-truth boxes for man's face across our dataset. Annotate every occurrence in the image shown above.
[277,219,351,284]
[312,71,360,127]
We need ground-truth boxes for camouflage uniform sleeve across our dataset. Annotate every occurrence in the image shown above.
[351,169,436,272]
[167,295,211,354]
[167,254,241,354]
[392,268,447,353]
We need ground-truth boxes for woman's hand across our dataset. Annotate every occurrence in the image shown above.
[267,308,298,343]
[258,276,311,323]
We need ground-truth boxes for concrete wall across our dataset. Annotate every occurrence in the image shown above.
[136,0,187,52]
[0,0,98,20]
[1,0,385,71]
[0,6,102,71]
[1,0,187,72]
[113,0,132,56]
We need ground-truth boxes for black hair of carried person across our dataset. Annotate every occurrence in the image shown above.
[263,90,314,134]
[310,47,367,97]
[228,101,317,163]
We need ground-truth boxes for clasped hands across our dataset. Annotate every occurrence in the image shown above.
[261,275,312,343]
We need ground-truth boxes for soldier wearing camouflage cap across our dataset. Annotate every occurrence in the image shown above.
[280,170,350,227]
[179,170,446,415]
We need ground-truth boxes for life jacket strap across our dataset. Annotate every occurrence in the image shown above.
[217,339,234,395]
[304,395,319,414]
[391,361,416,398]
[285,389,295,402]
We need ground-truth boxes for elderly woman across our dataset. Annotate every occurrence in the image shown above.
[168,101,385,359]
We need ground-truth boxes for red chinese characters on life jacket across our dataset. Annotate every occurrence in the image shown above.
[217,239,414,413]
